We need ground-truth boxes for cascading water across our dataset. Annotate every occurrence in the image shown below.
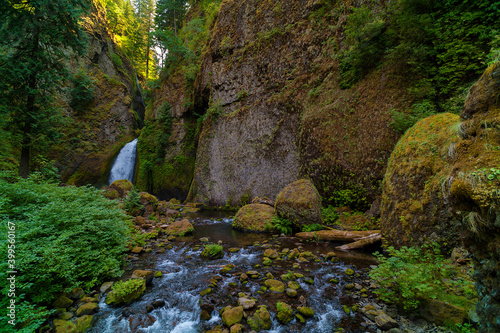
[108,139,138,184]
[90,217,375,333]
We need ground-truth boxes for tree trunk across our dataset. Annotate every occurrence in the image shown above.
[335,233,382,251]
[295,230,380,242]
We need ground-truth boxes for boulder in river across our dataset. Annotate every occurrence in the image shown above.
[275,179,323,229]
[232,204,277,232]
[105,279,146,306]
[247,305,271,331]
[221,306,244,327]
[276,301,293,324]
[164,219,194,236]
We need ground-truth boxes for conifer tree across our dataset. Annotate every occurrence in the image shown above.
[0,0,90,178]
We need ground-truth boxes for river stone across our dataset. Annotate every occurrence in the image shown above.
[238,297,256,310]
[79,296,98,303]
[222,306,244,327]
[200,310,211,320]
[286,288,297,297]
[68,288,85,300]
[298,306,314,317]
[75,315,94,332]
[275,179,323,229]
[264,249,279,259]
[264,279,285,293]
[131,246,143,253]
[230,323,244,333]
[375,313,399,330]
[240,273,248,283]
[232,204,277,232]
[220,264,235,274]
[100,282,113,294]
[53,319,77,333]
[246,270,260,278]
[131,270,154,285]
[276,302,293,324]
[247,305,271,331]
[296,313,306,324]
[59,312,73,320]
[53,295,73,309]
[76,302,99,316]
[288,281,300,290]
[128,314,156,331]
[164,219,194,236]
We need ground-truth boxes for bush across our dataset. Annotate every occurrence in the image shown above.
[369,244,476,311]
[0,176,130,330]
[124,187,143,214]
[70,69,95,112]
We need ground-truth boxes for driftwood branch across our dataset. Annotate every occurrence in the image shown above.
[335,233,381,251]
[252,197,275,207]
[295,230,380,242]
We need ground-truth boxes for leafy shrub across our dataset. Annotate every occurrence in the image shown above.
[124,187,143,214]
[0,176,130,330]
[321,205,340,225]
[389,100,437,134]
[369,244,476,311]
[70,69,95,112]
[301,224,323,232]
[265,216,293,235]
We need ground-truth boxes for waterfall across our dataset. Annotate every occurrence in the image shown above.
[108,139,138,184]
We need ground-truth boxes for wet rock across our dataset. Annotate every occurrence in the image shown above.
[276,302,293,324]
[105,279,146,306]
[200,288,212,296]
[59,312,73,320]
[131,269,154,285]
[53,295,73,309]
[110,179,133,198]
[131,247,143,254]
[53,319,77,333]
[418,297,468,326]
[222,306,244,327]
[297,306,314,318]
[264,279,285,293]
[230,323,244,333]
[246,271,260,278]
[164,219,194,236]
[200,237,210,242]
[200,310,212,320]
[240,274,248,283]
[343,305,350,315]
[220,264,235,274]
[154,271,163,278]
[76,302,98,316]
[263,249,279,259]
[146,304,154,313]
[299,296,307,306]
[100,282,113,294]
[238,297,256,310]
[75,315,93,333]
[288,281,300,290]
[296,313,306,324]
[68,288,85,300]
[232,204,277,232]
[152,300,165,308]
[375,313,399,330]
[247,305,271,331]
[345,268,355,276]
[286,288,297,297]
[128,314,156,331]
[275,179,323,229]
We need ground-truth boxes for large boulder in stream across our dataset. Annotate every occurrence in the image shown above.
[232,204,277,232]
[164,219,194,236]
[105,279,146,306]
[275,179,323,229]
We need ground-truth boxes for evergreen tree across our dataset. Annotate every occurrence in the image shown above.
[0,0,90,178]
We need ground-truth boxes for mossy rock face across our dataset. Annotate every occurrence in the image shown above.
[165,219,194,236]
[53,319,77,333]
[380,113,462,253]
[109,179,133,198]
[418,297,468,326]
[105,279,146,306]
[232,204,277,232]
[264,279,285,293]
[275,179,323,229]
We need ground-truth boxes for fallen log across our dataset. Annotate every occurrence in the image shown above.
[252,196,275,207]
[295,230,380,242]
[335,233,382,251]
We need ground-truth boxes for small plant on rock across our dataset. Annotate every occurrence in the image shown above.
[201,244,224,259]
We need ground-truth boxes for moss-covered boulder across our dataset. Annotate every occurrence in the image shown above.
[109,179,133,198]
[53,319,77,333]
[276,301,293,324]
[53,295,73,309]
[418,297,468,326]
[297,306,314,318]
[232,204,277,232]
[105,279,146,306]
[380,113,462,252]
[130,269,154,285]
[275,179,322,229]
[75,302,99,316]
[75,315,93,333]
[164,219,194,236]
[264,279,285,293]
[247,305,271,331]
[221,306,244,327]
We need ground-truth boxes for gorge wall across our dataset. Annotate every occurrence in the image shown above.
[50,1,140,186]
[142,0,408,206]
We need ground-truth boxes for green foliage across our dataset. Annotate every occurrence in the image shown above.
[155,102,173,161]
[110,52,124,68]
[124,187,143,213]
[328,187,367,209]
[369,244,477,311]
[0,176,130,330]
[267,216,293,235]
[70,69,96,112]
[301,224,323,232]
[389,100,437,134]
[321,205,340,224]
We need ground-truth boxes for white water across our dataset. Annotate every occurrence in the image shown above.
[108,139,138,184]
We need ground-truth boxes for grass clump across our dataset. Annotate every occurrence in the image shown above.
[369,244,476,311]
